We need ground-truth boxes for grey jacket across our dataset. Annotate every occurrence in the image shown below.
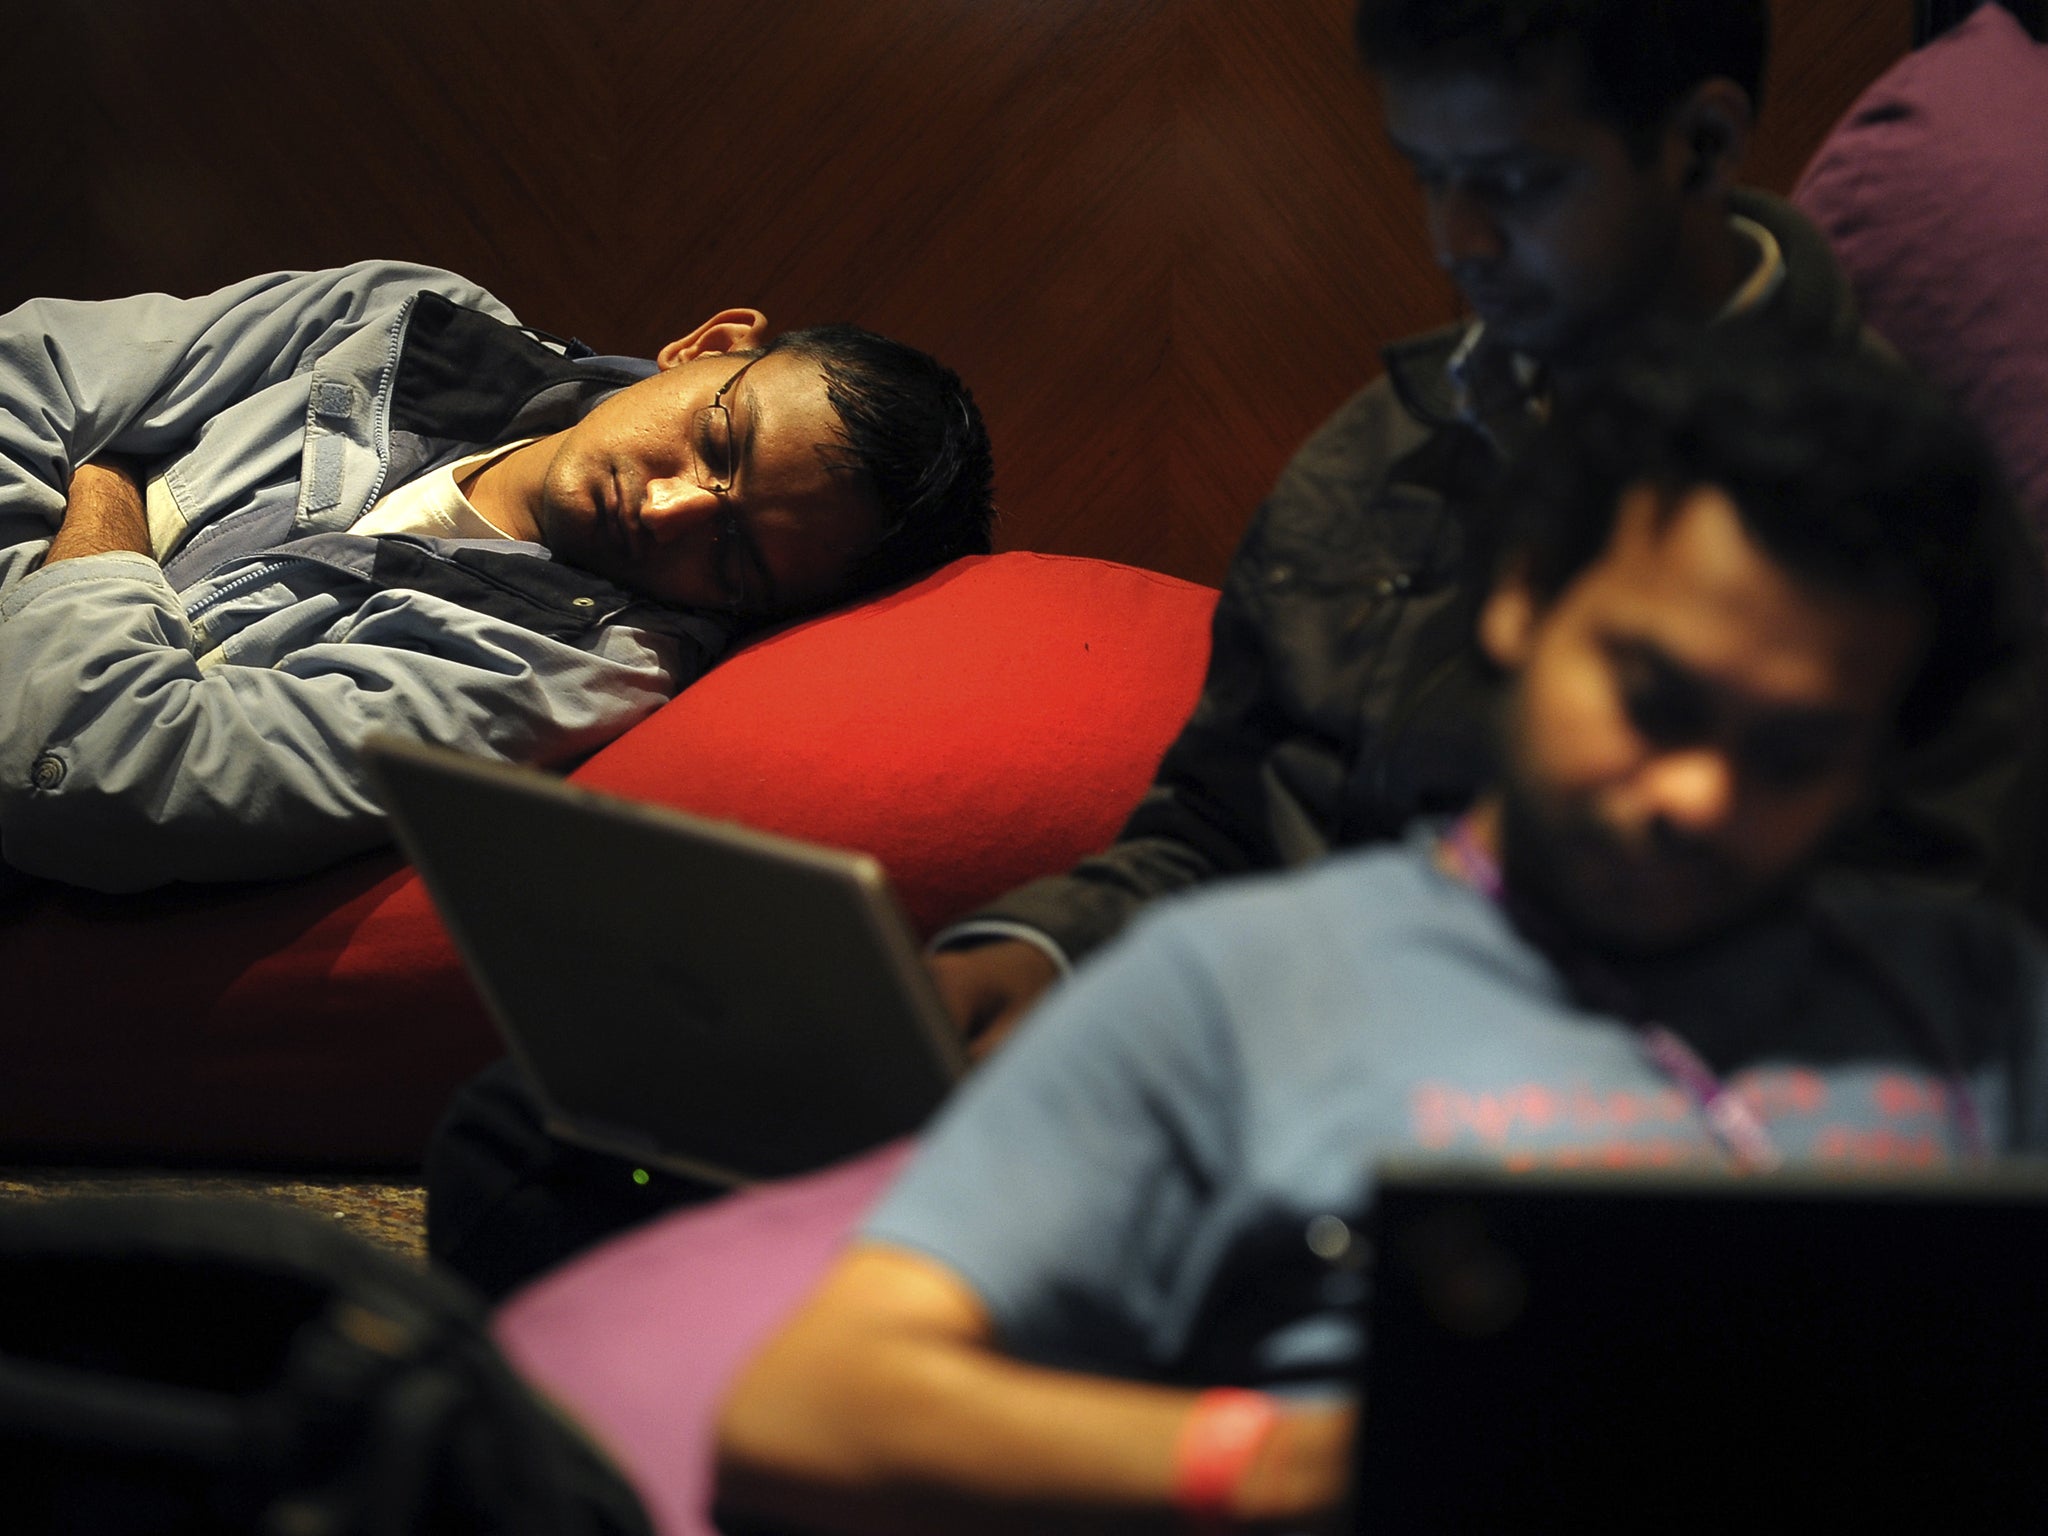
[0,262,729,891]
[967,190,2048,963]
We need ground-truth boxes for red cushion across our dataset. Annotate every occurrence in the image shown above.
[0,856,494,1162]
[574,552,1218,935]
[1793,6,2048,544]
[0,554,1216,1162]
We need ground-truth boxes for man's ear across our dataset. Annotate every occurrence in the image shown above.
[1668,77,1753,198]
[654,308,771,370]
[1478,563,1541,672]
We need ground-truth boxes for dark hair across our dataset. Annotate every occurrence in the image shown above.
[1490,330,2032,744]
[763,323,995,597]
[1354,0,1769,149]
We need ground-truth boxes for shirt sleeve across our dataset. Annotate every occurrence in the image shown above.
[864,911,1244,1379]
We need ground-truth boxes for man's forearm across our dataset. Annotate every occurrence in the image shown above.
[47,462,149,563]
[715,1246,1352,1536]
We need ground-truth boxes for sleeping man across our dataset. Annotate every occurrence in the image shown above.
[0,261,993,892]
[713,337,2048,1534]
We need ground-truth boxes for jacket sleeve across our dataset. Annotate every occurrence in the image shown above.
[0,262,514,560]
[0,550,685,891]
[0,262,582,891]
[954,380,1481,965]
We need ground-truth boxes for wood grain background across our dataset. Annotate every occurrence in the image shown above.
[0,0,1911,587]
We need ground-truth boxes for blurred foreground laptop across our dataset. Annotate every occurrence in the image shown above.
[363,736,965,1187]
[1357,1162,2048,1528]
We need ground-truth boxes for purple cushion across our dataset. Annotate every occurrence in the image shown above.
[1793,4,2048,544]
[491,1140,916,1536]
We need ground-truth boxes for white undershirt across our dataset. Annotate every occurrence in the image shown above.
[350,438,539,541]
[145,438,538,562]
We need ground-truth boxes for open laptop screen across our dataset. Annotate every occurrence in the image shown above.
[363,735,965,1186]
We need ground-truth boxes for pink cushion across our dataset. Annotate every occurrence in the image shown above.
[1793,5,2048,543]
[0,553,1216,1161]
[493,1141,915,1536]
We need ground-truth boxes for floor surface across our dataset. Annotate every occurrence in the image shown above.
[0,1167,427,1259]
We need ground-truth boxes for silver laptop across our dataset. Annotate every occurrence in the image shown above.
[362,735,966,1187]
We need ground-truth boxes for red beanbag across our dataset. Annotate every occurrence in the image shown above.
[0,853,479,1164]
[573,552,1218,935]
[0,553,1217,1162]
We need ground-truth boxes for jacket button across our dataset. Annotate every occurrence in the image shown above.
[1306,1213,1360,1265]
[30,753,65,791]
[311,381,355,421]
[571,596,597,609]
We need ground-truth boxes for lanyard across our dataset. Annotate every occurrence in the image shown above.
[1440,815,1987,1169]
[1637,1023,1784,1172]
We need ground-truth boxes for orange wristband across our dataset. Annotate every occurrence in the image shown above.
[1171,1387,1280,1533]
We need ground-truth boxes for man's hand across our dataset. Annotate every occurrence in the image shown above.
[47,461,150,564]
[926,939,1061,1058]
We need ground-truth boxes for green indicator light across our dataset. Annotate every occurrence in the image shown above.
[632,1168,651,1186]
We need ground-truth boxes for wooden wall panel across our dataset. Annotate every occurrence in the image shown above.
[0,0,1909,588]
[1751,1,1917,193]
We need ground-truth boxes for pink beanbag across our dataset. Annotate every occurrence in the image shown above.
[1794,5,2048,543]
[494,1141,916,1536]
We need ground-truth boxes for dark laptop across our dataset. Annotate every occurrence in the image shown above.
[1356,1161,2048,1528]
[362,735,966,1187]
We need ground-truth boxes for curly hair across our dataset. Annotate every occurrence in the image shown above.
[1488,329,2033,746]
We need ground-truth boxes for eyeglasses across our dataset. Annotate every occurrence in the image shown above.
[692,357,775,616]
